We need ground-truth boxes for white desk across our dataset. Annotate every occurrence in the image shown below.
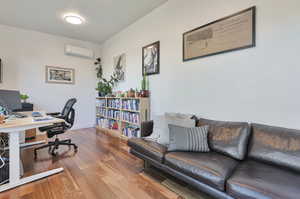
[0,113,65,192]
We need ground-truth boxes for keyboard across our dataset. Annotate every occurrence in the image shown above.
[31,112,43,118]
[11,112,28,118]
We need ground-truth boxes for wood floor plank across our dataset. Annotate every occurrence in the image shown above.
[0,128,182,199]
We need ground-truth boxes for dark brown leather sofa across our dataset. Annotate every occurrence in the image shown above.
[128,118,300,199]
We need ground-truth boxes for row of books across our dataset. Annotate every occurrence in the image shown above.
[121,112,140,124]
[97,118,119,130]
[97,118,107,128]
[122,100,140,111]
[107,110,120,120]
[97,108,106,116]
[96,99,106,107]
[122,126,140,138]
[107,99,121,109]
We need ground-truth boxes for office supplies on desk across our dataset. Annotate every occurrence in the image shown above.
[31,112,43,118]
[11,112,27,118]
[32,117,53,122]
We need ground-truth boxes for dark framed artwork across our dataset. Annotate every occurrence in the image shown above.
[183,6,256,62]
[142,41,160,76]
[45,66,75,84]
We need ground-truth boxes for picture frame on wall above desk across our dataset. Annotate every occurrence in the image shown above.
[183,6,256,62]
[45,66,75,85]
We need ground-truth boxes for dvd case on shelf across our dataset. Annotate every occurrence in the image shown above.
[122,125,140,138]
[121,112,140,124]
[122,99,140,111]
[96,99,106,107]
[107,99,121,109]
[97,107,106,117]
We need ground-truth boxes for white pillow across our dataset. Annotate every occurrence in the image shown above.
[156,113,196,145]
[145,115,166,143]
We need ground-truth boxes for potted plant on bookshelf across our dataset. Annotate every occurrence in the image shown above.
[96,81,110,97]
[141,75,149,97]
[94,57,119,97]
[96,74,119,97]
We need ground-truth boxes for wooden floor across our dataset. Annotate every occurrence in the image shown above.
[0,128,180,199]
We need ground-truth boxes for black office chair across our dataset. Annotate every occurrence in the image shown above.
[34,98,78,157]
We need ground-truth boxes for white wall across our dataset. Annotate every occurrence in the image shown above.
[101,0,300,129]
[0,24,100,129]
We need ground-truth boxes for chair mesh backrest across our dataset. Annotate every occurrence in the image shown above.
[61,98,77,119]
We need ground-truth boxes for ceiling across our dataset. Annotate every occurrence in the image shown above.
[0,0,167,44]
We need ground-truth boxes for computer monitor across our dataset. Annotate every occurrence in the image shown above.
[0,89,22,111]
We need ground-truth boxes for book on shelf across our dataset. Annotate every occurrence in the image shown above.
[107,110,120,120]
[96,99,106,107]
[97,118,108,128]
[122,125,140,138]
[121,112,140,124]
[97,107,106,117]
[97,118,119,130]
[107,99,121,109]
[122,99,140,111]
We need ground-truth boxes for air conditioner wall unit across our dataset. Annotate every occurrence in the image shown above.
[65,45,94,59]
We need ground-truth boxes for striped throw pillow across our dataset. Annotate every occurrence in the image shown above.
[168,124,210,152]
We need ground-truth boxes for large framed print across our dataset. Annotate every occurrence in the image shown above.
[46,66,75,84]
[183,6,256,61]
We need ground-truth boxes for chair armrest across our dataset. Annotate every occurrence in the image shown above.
[140,120,154,137]
[39,122,64,132]
[46,112,61,116]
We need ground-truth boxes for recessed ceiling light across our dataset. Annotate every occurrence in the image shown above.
[64,14,85,25]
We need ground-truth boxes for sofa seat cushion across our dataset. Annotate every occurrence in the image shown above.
[227,160,300,199]
[128,138,167,163]
[165,152,238,191]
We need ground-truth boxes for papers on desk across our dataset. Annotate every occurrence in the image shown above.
[32,117,54,122]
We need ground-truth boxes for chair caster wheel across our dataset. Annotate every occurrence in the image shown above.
[74,146,78,152]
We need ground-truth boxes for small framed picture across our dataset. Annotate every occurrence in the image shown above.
[142,41,160,76]
[45,66,75,84]
[113,53,126,81]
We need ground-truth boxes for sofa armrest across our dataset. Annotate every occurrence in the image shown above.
[141,120,154,137]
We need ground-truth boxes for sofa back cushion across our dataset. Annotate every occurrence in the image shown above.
[197,118,251,160]
[249,123,300,172]
[168,124,210,152]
